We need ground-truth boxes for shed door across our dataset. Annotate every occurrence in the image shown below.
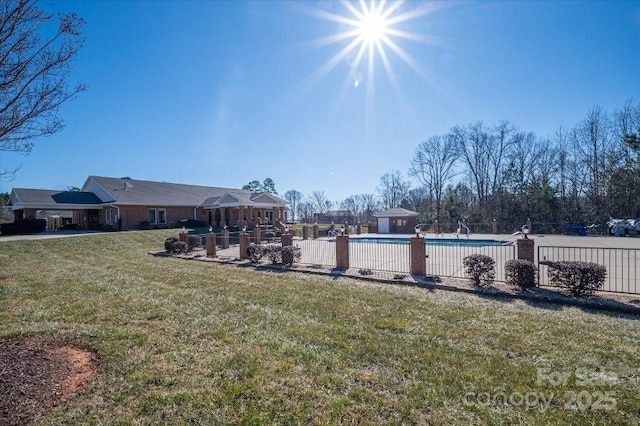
[378,218,390,233]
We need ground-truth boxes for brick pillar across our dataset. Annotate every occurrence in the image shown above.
[222,229,230,249]
[253,227,261,244]
[179,232,186,242]
[517,238,535,263]
[206,233,216,257]
[281,232,293,247]
[239,233,250,259]
[313,224,319,239]
[357,224,362,234]
[335,235,349,270]
[410,236,426,276]
[492,219,498,234]
[302,225,309,240]
[433,221,440,234]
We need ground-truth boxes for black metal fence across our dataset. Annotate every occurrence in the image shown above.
[425,243,516,282]
[293,239,336,267]
[537,246,640,294]
[349,240,410,273]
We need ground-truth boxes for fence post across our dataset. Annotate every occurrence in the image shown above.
[281,232,293,247]
[526,218,532,234]
[410,236,426,276]
[313,224,319,239]
[239,233,250,259]
[357,223,362,234]
[253,227,261,244]
[222,229,230,249]
[492,219,498,234]
[302,225,309,240]
[432,221,440,234]
[206,233,216,257]
[335,235,349,270]
[517,238,535,263]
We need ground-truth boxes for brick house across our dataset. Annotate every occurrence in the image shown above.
[8,176,288,230]
[372,208,419,234]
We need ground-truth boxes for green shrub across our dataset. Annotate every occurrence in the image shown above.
[176,218,208,229]
[164,237,178,251]
[463,254,495,286]
[186,235,202,251]
[358,268,373,276]
[246,245,264,262]
[264,245,282,264]
[546,261,606,297]
[169,241,187,254]
[281,246,301,266]
[505,259,536,290]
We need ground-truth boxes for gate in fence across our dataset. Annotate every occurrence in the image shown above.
[537,246,640,295]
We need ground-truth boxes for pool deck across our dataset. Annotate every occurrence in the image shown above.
[352,232,640,249]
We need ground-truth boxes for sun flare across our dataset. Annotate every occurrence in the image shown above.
[358,7,388,45]
[294,0,439,107]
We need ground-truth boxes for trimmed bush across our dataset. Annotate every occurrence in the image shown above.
[546,261,606,297]
[463,254,495,286]
[247,245,265,263]
[169,241,188,254]
[186,235,202,251]
[262,245,281,264]
[505,259,536,290]
[281,246,301,266]
[165,237,178,251]
[0,219,46,235]
[175,218,208,229]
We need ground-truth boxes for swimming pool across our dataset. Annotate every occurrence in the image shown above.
[350,237,511,247]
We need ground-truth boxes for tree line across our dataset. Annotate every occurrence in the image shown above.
[284,100,640,232]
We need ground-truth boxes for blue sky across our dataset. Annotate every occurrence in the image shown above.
[2,0,640,202]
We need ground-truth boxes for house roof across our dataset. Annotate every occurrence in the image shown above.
[10,176,288,211]
[83,176,288,207]
[9,189,105,209]
[201,191,287,209]
[373,208,419,218]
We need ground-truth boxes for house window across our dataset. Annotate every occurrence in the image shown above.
[148,208,167,225]
[148,208,157,224]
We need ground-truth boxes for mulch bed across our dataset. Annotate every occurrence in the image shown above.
[0,338,100,425]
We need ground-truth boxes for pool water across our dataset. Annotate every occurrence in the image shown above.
[351,237,510,247]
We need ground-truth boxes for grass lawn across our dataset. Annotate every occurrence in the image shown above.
[1,230,639,424]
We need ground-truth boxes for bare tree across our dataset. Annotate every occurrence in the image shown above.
[450,121,517,217]
[308,190,331,215]
[1,0,86,180]
[296,201,314,223]
[356,193,380,223]
[409,134,458,222]
[376,170,411,210]
[283,189,303,222]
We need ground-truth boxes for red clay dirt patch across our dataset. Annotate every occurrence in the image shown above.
[0,338,100,425]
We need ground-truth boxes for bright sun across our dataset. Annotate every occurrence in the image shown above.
[295,0,438,102]
[358,8,388,45]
